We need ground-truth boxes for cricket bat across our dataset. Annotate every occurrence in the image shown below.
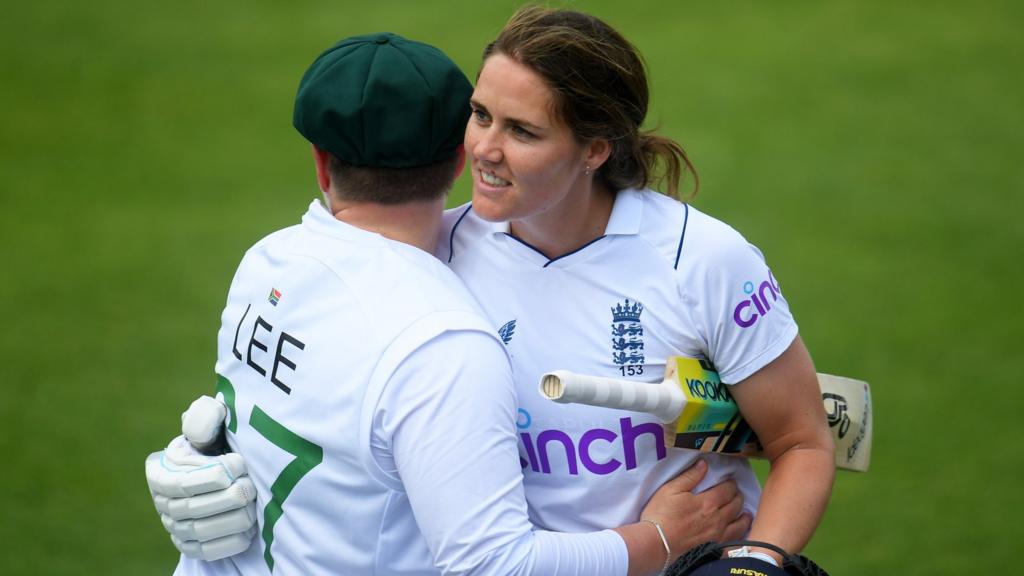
[539,357,871,472]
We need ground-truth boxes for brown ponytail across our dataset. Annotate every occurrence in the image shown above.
[637,132,698,200]
[485,6,698,199]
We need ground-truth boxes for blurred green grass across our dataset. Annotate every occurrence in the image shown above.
[1,0,1021,573]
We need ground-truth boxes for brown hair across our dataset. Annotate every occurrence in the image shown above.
[483,6,697,199]
[327,154,459,204]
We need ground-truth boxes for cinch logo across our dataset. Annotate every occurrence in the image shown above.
[732,271,782,329]
[516,410,666,475]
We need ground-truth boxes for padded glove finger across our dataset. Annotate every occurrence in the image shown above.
[172,525,258,561]
[182,395,228,452]
[163,501,257,542]
[154,476,256,520]
[146,437,247,498]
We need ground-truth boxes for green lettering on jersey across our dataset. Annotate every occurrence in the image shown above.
[250,406,323,571]
[215,374,238,433]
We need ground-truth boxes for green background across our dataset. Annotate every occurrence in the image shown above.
[2,0,1021,573]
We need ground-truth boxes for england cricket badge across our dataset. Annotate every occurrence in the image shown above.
[611,298,644,375]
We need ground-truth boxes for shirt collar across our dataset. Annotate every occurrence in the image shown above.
[487,218,510,235]
[603,188,644,236]
[301,199,388,245]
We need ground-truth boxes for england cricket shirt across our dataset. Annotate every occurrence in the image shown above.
[440,189,799,533]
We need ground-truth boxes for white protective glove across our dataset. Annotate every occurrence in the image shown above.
[145,396,259,561]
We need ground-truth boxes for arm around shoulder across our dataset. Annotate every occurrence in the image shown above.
[383,329,633,576]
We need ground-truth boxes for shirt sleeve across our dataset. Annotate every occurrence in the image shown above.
[686,233,799,384]
[371,329,629,576]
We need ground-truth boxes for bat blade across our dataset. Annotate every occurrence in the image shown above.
[817,373,872,472]
[539,357,872,472]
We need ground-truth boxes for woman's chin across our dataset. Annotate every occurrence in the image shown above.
[470,190,513,222]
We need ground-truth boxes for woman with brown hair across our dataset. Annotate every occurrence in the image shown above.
[146,7,833,574]
[442,5,835,569]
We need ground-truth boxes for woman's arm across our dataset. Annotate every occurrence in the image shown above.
[728,335,835,564]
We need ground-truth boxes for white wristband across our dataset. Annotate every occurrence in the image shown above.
[640,519,671,575]
[727,546,780,567]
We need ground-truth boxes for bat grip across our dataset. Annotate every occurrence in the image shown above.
[539,371,685,423]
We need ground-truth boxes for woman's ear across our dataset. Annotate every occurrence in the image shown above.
[584,138,612,173]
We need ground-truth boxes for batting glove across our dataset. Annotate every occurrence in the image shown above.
[145,396,259,561]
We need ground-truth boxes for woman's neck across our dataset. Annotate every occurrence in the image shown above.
[509,184,616,259]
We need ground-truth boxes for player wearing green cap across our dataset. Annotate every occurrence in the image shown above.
[148,33,748,576]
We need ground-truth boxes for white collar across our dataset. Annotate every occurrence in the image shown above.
[300,199,389,246]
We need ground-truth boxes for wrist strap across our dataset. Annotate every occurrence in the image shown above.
[728,545,780,567]
[641,519,671,575]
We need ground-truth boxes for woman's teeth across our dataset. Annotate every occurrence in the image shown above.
[482,171,510,186]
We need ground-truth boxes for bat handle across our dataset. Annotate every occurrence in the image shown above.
[539,371,686,424]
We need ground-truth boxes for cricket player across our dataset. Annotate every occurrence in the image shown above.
[445,7,835,567]
[149,32,751,576]
[439,7,835,567]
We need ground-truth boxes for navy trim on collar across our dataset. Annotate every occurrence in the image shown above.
[502,232,607,268]
[673,203,690,270]
[447,204,473,263]
[543,235,607,267]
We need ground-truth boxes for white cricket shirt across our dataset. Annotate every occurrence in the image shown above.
[439,189,799,533]
[175,200,628,576]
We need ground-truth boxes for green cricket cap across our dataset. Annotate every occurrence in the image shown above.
[293,33,472,168]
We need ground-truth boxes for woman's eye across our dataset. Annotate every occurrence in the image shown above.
[511,125,533,139]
